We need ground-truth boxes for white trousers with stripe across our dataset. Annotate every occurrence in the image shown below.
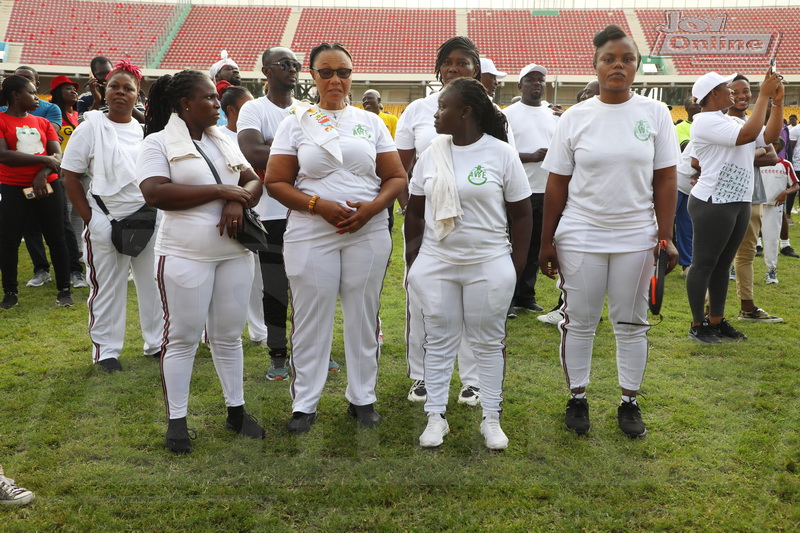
[761,203,783,271]
[157,253,253,419]
[557,248,652,392]
[284,228,391,414]
[246,252,268,342]
[407,253,515,415]
[84,208,162,363]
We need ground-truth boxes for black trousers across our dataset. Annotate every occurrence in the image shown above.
[258,219,289,354]
[512,193,544,306]
[23,190,83,274]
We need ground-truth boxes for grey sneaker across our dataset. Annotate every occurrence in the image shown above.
[267,355,289,381]
[70,272,89,288]
[728,266,736,280]
[765,269,778,285]
[737,308,783,323]
[56,290,74,307]
[328,359,340,372]
[26,270,51,287]
[0,467,34,506]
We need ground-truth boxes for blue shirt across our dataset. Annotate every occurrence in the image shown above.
[0,100,62,127]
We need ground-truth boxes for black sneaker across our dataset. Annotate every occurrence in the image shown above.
[0,292,18,310]
[287,411,316,434]
[516,301,545,312]
[165,417,195,454]
[617,402,646,438]
[564,397,590,435]
[56,290,74,307]
[347,403,381,427]
[225,409,266,439]
[780,246,800,258]
[507,306,517,319]
[98,358,123,373]
[755,245,763,257]
[709,318,747,341]
[688,322,722,344]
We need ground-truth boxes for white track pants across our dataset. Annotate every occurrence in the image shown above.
[761,203,783,271]
[557,248,651,392]
[84,209,162,363]
[246,252,268,342]
[407,253,515,415]
[156,254,253,419]
[284,228,391,414]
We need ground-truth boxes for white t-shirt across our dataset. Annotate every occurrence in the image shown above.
[502,101,559,193]
[61,115,146,220]
[677,139,698,196]
[270,106,396,243]
[396,92,439,155]
[237,96,299,221]
[690,111,766,204]
[761,160,798,204]
[542,94,679,232]
[789,125,800,170]
[409,134,531,265]
[136,130,252,262]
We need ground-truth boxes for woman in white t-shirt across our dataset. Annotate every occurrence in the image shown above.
[266,43,406,434]
[685,68,783,344]
[540,25,679,439]
[405,77,532,450]
[137,70,266,454]
[62,61,163,373]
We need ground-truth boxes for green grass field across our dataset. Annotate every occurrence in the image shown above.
[2,216,799,531]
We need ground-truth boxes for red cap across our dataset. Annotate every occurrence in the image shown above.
[50,75,79,93]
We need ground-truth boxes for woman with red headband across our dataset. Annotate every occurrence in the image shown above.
[62,60,164,372]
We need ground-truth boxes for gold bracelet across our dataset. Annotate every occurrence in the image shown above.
[308,195,319,215]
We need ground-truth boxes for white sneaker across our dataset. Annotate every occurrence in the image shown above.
[0,467,34,506]
[407,379,427,402]
[457,385,480,406]
[26,270,51,287]
[419,414,449,447]
[70,271,89,288]
[537,309,564,325]
[765,269,779,284]
[480,413,509,450]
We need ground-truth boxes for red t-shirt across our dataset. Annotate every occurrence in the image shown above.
[0,112,59,186]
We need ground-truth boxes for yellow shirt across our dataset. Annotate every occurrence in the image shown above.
[379,112,398,139]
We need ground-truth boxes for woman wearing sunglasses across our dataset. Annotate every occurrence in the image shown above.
[266,43,406,434]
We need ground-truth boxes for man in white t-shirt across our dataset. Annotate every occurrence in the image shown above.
[479,58,506,101]
[237,47,301,381]
[502,63,559,313]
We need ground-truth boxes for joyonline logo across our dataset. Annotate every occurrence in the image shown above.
[654,11,778,56]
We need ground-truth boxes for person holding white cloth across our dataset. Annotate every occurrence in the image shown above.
[266,43,406,434]
[62,61,163,373]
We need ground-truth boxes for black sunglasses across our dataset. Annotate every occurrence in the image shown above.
[311,67,353,80]
[266,60,302,72]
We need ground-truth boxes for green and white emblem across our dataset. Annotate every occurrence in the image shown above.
[634,120,653,141]
[352,124,372,140]
[467,165,488,186]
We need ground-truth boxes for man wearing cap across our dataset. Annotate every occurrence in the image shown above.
[210,51,241,127]
[479,58,506,101]
[502,63,559,314]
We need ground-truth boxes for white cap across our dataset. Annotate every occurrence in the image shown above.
[691,72,737,102]
[210,50,239,79]
[519,63,548,79]
[480,58,507,79]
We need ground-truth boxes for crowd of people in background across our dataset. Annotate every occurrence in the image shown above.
[1,23,795,503]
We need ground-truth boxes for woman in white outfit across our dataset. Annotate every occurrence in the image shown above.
[137,70,265,454]
[405,77,532,450]
[62,61,163,373]
[266,43,406,434]
[539,25,680,438]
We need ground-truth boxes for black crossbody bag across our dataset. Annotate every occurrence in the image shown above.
[93,195,157,257]
[193,141,269,253]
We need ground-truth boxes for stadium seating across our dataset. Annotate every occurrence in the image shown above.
[291,8,457,74]
[4,0,176,65]
[159,6,290,71]
[468,10,632,76]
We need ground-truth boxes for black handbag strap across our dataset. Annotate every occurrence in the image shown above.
[193,140,223,185]
[92,194,116,221]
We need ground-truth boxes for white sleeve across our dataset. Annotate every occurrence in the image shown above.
[653,104,681,170]
[502,148,532,202]
[372,113,396,154]
[409,148,430,196]
[395,104,416,151]
[60,121,93,174]
[692,114,741,148]
[541,114,575,176]
[236,99,261,133]
[136,135,170,183]
[268,115,299,156]
[791,127,800,142]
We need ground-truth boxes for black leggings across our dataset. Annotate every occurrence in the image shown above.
[685,196,750,323]
[258,219,289,355]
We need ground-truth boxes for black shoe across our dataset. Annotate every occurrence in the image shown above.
[688,322,722,344]
[780,246,800,258]
[0,292,18,309]
[564,397,590,435]
[617,402,646,438]
[755,245,763,257]
[709,318,747,341]
[146,348,163,358]
[516,301,545,312]
[347,403,381,427]
[287,411,316,434]
[98,358,123,373]
[507,306,517,319]
[165,417,195,454]
[225,407,266,439]
[56,290,74,307]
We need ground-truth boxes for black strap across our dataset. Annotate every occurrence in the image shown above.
[192,140,223,185]
[92,194,115,221]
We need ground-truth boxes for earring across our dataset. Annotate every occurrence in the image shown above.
[185,107,189,111]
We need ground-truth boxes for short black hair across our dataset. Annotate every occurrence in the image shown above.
[732,74,750,84]
[15,65,38,81]
[0,75,33,107]
[308,43,352,69]
[90,56,112,74]
[592,25,641,68]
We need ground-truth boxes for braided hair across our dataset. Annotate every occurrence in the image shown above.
[308,42,352,68]
[445,77,508,143]
[592,24,640,68]
[434,36,481,84]
[0,75,33,107]
[144,70,209,137]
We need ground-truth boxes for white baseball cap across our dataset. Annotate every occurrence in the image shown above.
[480,58,507,79]
[691,72,737,102]
[519,63,548,79]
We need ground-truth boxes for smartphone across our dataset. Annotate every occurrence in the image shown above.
[770,58,776,74]
[23,183,54,199]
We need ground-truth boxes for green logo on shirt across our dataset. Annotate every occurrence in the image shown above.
[467,165,487,185]
[634,120,653,141]
[353,124,372,139]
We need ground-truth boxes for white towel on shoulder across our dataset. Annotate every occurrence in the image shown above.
[291,101,343,163]
[82,110,137,197]
[163,113,247,172]
[430,134,462,241]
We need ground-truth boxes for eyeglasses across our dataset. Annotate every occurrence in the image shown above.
[311,67,353,80]
[266,60,302,72]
